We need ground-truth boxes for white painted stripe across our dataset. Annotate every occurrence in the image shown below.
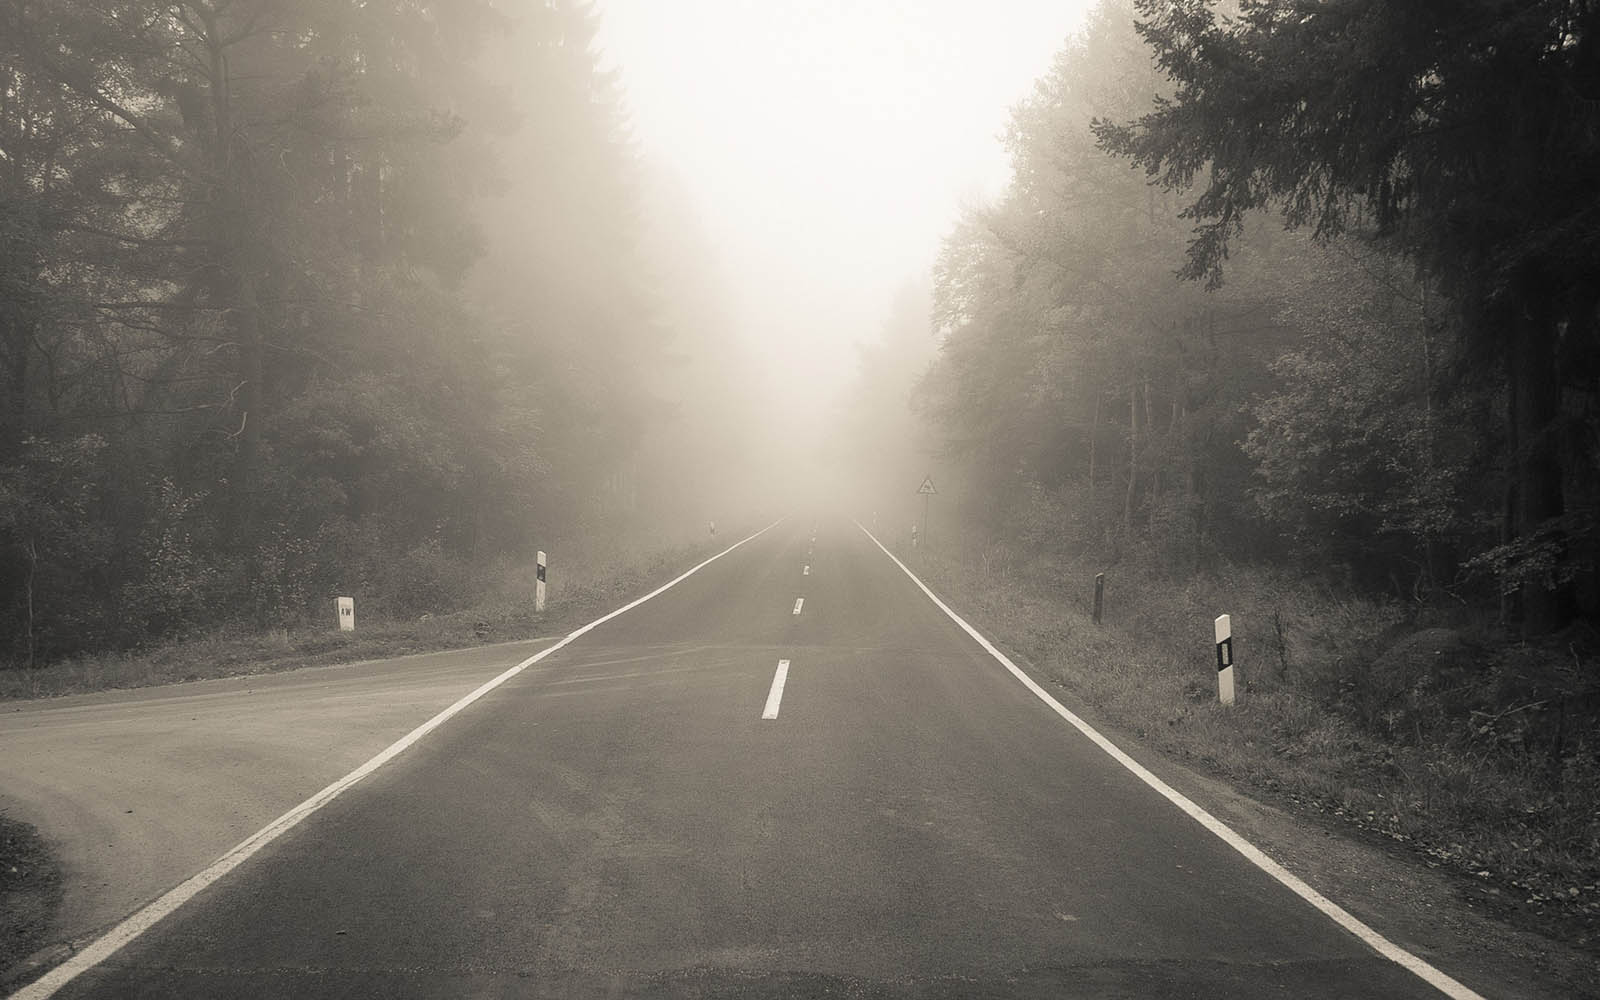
[12,520,784,1000]
[792,597,804,615]
[761,659,791,719]
[854,522,1485,1000]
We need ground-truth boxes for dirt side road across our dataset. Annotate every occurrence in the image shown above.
[0,637,559,969]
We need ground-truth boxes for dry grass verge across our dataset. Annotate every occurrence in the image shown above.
[0,813,60,987]
[0,528,743,702]
[906,538,1600,950]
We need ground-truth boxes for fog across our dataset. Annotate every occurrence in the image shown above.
[591,0,1096,450]
[4,8,1593,991]
[5,0,1591,667]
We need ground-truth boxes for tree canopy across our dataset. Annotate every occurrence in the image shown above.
[0,0,766,665]
[1093,0,1600,633]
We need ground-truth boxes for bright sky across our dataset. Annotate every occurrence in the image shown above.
[592,0,1097,423]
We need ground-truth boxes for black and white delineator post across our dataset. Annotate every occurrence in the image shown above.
[535,550,547,614]
[335,596,355,632]
[911,523,919,549]
[1215,613,1236,705]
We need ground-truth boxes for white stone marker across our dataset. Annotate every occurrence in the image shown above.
[336,596,355,632]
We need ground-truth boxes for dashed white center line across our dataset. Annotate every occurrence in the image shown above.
[761,659,791,719]
[792,597,804,615]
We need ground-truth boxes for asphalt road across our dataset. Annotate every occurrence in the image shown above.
[22,518,1468,998]
[0,637,562,946]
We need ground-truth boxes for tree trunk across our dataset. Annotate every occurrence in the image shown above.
[1088,392,1099,502]
[235,268,263,508]
[1144,375,1158,496]
[23,536,36,669]
[1123,381,1139,530]
[0,312,31,453]
[202,14,263,540]
[1506,296,1570,635]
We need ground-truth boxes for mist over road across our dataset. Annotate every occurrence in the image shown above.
[26,519,1460,999]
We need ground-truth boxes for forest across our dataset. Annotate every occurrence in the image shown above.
[4,0,1600,967]
[838,0,1598,640]
[0,0,770,668]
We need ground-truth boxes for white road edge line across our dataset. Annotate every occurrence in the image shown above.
[12,519,784,1000]
[854,521,1485,1000]
[761,659,791,719]
[792,598,804,616]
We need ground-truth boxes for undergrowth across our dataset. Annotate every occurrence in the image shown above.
[907,536,1600,947]
[0,526,742,702]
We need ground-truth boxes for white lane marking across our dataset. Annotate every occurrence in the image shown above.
[761,659,791,719]
[13,520,784,1000]
[792,598,804,616]
[803,565,810,576]
[855,521,1486,1000]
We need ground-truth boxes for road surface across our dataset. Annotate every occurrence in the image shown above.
[14,518,1480,998]
[0,637,563,947]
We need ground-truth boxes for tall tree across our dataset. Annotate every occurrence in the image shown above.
[1095,0,1600,632]
[918,1,1293,564]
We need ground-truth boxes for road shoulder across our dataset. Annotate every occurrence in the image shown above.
[948,602,1600,1000]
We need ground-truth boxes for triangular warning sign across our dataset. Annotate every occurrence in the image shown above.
[917,475,937,495]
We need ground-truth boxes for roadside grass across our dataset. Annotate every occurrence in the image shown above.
[0,527,744,702]
[906,538,1600,947]
[0,813,60,986]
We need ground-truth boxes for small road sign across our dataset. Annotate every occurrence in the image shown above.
[917,475,937,495]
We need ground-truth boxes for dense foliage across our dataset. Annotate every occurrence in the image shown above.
[1094,0,1600,633]
[0,0,758,666]
[840,0,1595,638]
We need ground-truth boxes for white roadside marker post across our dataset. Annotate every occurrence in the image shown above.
[803,565,810,576]
[916,474,937,550]
[535,550,547,614]
[1215,613,1236,705]
[911,524,918,549]
[335,597,355,632]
